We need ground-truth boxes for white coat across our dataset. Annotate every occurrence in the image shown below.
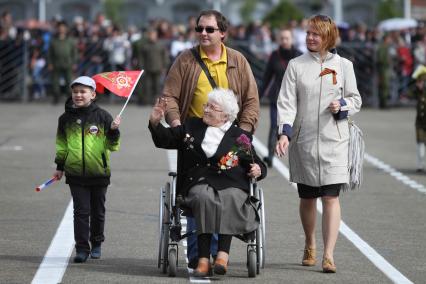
[277,51,362,187]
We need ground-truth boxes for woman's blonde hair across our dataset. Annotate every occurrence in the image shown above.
[308,14,339,51]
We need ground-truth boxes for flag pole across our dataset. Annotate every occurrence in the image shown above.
[118,70,144,117]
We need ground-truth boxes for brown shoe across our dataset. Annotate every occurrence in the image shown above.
[193,259,212,277]
[302,248,316,266]
[213,257,228,275]
[322,258,336,273]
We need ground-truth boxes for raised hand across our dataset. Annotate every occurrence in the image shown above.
[111,115,121,130]
[150,97,167,126]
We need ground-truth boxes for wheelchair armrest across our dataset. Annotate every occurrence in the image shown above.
[168,172,177,177]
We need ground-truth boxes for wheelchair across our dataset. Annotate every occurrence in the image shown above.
[157,171,266,278]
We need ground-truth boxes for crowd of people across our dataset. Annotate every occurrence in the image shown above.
[0,9,425,107]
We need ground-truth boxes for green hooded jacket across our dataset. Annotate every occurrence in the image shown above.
[55,98,120,186]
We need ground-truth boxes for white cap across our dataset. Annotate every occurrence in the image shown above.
[70,76,96,91]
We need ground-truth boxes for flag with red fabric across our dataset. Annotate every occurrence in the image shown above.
[92,70,143,97]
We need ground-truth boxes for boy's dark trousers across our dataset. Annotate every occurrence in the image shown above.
[69,184,107,253]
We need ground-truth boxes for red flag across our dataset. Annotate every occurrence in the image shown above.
[92,70,143,97]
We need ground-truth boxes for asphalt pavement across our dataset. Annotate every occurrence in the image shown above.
[0,101,425,283]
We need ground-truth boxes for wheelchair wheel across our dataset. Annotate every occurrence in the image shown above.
[160,183,171,274]
[157,185,165,268]
[257,188,266,268]
[247,247,257,278]
[161,226,170,274]
[168,247,177,277]
[256,227,263,274]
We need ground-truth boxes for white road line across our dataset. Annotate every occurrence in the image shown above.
[364,153,426,194]
[31,201,74,284]
[167,150,211,283]
[252,137,413,284]
[0,145,23,151]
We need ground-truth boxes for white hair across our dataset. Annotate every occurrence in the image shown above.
[208,88,239,122]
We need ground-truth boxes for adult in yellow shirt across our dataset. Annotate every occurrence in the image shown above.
[161,9,260,275]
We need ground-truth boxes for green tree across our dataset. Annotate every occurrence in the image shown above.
[377,0,403,21]
[240,0,257,24]
[104,0,124,27]
[263,0,304,29]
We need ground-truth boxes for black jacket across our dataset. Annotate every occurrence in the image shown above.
[149,118,267,196]
[55,97,120,186]
[261,47,302,102]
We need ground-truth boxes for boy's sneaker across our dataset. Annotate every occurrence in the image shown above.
[91,245,102,259]
[74,252,89,263]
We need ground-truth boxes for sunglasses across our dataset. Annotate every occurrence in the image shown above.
[195,26,220,33]
[317,14,332,22]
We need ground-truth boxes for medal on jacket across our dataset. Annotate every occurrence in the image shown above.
[89,125,99,135]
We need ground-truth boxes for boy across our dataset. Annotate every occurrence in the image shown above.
[53,76,121,263]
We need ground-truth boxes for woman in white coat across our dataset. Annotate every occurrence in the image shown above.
[275,15,362,273]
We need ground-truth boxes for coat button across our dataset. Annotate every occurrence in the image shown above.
[189,177,193,181]
[207,163,210,166]
[217,170,221,174]
[196,163,199,166]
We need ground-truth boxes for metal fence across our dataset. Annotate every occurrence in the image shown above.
[0,37,380,106]
[0,38,28,101]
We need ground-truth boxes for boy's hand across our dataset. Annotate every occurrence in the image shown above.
[53,170,63,180]
[111,115,121,130]
[150,97,167,126]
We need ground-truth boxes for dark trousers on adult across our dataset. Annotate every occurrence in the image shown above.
[139,71,161,105]
[51,67,72,104]
[69,184,107,253]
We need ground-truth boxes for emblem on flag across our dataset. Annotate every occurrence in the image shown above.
[92,70,144,98]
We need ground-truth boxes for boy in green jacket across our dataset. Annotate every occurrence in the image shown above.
[53,76,121,263]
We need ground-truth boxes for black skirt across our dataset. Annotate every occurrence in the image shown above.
[297,183,342,199]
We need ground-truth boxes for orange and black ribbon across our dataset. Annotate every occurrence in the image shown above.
[319,68,337,85]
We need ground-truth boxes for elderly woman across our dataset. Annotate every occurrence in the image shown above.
[149,88,267,277]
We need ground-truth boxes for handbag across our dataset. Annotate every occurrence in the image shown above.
[340,58,365,191]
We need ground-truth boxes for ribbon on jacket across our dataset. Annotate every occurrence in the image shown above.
[319,68,337,85]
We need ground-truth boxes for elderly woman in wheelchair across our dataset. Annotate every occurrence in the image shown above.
[149,88,267,277]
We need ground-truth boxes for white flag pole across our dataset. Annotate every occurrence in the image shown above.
[118,70,144,117]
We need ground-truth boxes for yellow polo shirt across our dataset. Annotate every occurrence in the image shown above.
[188,44,229,118]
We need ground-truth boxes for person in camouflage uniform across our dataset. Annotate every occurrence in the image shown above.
[48,21,77,104]
[132,28,169,105]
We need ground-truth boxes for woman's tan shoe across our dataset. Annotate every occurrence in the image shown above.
[322,258,336,273]
[193,259,212,277]
[302,248,316,266]
[213,257,228,275]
